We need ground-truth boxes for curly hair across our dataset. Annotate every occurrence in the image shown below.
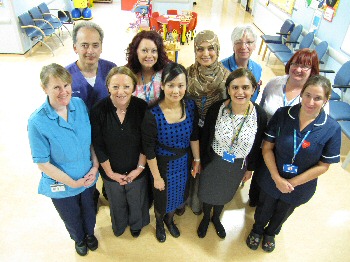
[126,31,170,73]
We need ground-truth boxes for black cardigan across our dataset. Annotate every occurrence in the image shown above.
[200,99,267,171]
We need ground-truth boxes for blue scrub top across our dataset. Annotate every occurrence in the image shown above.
[258,105,341,206]
[28,97,98,199]
[221,54,262,102]
[66,58,116,110]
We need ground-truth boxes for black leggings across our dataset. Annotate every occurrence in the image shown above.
[202,202,224,221]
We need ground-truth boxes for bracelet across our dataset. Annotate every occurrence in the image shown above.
[138,165,145,169]
[193,159,200,162]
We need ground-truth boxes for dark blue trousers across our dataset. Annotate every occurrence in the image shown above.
[51,185,96,243]
[253,189,295,236]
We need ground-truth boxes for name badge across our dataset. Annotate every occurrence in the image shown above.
[50,183,66,193]
[198,119,204,128]
[223,151,236,163]
[283,164,298,174]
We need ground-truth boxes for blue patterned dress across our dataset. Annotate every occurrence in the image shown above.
[142,99,199,215]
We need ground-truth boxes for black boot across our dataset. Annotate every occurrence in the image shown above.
[197,217,210,238]
[156,220,166,242]
[164,212,180,238]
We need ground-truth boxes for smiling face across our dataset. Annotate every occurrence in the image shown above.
[233,33,256,61]
[43,76,72,110]
[227,76,255,106]
[195,41,218,67]
[300,84,327,117]
[136,39,158,70]
[108,74,134,108]
[288,59,312,83]
[162,73,187,103]
[73,27,102,68]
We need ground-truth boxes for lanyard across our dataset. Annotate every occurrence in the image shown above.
[142,73,155,103]
[283,84,299,107]
[229,103,250,152]
[292,129,311,164]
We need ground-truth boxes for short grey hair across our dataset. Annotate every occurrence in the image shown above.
[231,24,257,44]
[72,21,104,44]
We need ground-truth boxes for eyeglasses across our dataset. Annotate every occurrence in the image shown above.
[234,41,255,47]
[290,62,311,71]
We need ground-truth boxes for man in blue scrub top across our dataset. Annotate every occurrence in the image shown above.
[221,24,262,102]
[66,21,116,206]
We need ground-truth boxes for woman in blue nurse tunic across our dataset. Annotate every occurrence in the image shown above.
[27,63,99,256]
[246,75,341,253]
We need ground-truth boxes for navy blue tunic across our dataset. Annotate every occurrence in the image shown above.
[258,105,341,206]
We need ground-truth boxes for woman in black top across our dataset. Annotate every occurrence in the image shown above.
[90,66,150,238]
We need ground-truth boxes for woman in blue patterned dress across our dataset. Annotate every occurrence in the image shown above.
[141,63,200,242]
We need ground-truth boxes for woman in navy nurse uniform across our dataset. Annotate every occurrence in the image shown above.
[246,75,341,252]
[27,63,99,256]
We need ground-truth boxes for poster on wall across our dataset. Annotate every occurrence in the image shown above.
[269,0,296,15]
[310,9,323,34]
[340,23,350,56]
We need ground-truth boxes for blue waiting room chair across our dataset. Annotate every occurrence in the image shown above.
[271,32,315,65]
[18,12,63,56]
[259,19,295,58]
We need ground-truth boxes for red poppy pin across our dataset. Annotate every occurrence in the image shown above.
[302,140,310,149]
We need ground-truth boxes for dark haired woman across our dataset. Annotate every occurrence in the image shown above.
[141,63,200,242]
[246,75,340,252]
[90,66,150,238]
[126,30,171,104]
[197,68,267,239]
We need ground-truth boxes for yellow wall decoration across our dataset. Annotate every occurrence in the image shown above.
[270,0,296,15]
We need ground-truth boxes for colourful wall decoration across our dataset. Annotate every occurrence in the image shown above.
[270,0,296,15]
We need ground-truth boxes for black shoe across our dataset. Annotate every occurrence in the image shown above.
[130,229,141,238]
[197,218,210,238]
[193,210,202,216]
[164,220,180,238]
[211,218,226,239]
[85,235,98,251]
[246,231,262,250]
[156,222,166,243]
[175,206,186,216]
[75,241,87,256]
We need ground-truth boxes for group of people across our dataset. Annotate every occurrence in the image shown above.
[27,21,341,256]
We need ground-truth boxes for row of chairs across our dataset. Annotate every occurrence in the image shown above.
[260,19,350,164]
[18,2,72,56]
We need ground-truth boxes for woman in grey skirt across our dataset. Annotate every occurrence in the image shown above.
[197,68,267,239]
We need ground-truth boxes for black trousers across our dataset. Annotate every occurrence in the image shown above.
[252,189,295,236]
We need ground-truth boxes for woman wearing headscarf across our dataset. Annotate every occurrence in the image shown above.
[185,30,230,215]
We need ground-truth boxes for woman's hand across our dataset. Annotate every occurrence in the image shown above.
[83,166,98,187]
[241,171,253,183]
[154,177,165,191]
[109,172,128,185]
[123,169,142,184]
[274,176,294,193]
[191,161,201,178]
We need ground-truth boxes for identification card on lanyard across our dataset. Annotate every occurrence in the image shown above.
[222,103,250,163]
[282,129,311,174]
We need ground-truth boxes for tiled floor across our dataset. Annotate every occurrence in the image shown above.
[1,1,349,261]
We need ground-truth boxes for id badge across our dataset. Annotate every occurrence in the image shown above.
[283,164,298,174]
[198,119,204,128]
[50,183,66,193]
[223,151,236,163]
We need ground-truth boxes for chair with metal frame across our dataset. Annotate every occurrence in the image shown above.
[29,7,70,38]
[38,2,72,36]
[18,12,63,56]
[271,32,315,65]
[259,19,295,58]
